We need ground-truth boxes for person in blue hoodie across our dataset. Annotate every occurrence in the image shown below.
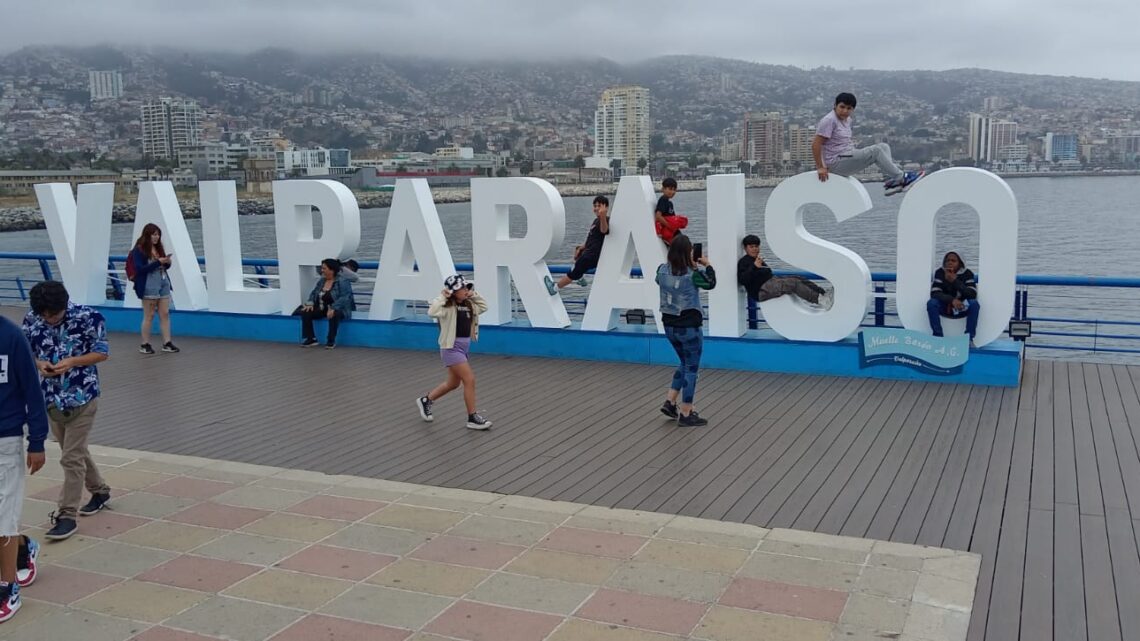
[0,315,49,624]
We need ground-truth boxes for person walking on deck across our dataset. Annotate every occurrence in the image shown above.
[417,275,492,430]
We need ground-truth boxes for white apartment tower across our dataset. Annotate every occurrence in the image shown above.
[593,85,650,169]
[968,114,1018,163]
[89,70,123,101]
[141,98,203,160]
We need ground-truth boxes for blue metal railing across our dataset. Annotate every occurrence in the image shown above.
[2,252,1139,356]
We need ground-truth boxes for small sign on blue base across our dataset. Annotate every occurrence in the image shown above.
[858,328,969,375]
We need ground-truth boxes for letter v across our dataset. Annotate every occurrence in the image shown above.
[35,183,114,305]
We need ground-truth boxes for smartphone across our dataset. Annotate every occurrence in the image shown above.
[693,242,703,260]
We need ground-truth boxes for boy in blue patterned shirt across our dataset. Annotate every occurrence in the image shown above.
[22,281,112,541]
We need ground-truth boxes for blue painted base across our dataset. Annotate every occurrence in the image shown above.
[96,306,1023,387]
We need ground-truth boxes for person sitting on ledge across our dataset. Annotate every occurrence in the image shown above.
[736,234,829,306]
[545,195,609,294]
[294,259,354,349]
[928,251,980,346]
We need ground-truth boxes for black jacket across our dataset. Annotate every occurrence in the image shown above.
[737,255,773,301]
[930,266,977,305]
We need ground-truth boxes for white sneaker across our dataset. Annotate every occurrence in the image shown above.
[466,413,492,430]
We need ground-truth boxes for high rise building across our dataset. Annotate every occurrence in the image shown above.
[786,124,816,164]
[742,112,783,168]
[989,120,1018,161]
[592,85,650,169]
[88,70,123,101]
[141,98,203,160]
[968,114,1018,162]
[1043,133,1079,163]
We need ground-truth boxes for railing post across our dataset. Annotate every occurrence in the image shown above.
[874,283,885,327]
[38,259,53,281]
[107,260,124,300]
[15,277,26,301]
[254,265,269,288]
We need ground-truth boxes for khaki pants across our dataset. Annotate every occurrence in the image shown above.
[48,400,110,519]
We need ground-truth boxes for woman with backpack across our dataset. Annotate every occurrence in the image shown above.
[128,223,179,354]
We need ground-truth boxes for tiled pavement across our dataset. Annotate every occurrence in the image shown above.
[7,445,981,641]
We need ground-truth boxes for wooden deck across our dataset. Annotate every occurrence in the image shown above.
[9,307,1140,641]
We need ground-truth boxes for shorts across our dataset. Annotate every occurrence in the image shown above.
[441,337,471,367]
[0,436,25,537]
[143,275,172,300]
[568,251,600,280]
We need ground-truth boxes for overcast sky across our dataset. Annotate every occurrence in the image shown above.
[3,0,1138,81]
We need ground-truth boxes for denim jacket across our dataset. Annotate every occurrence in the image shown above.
[306,276,354,318]
[656,263,716,316]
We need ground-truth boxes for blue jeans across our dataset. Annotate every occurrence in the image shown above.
[927,298,980,339]
[665,326,703,404]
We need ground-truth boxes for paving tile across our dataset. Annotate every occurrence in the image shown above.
[871,540,956,559]
[757,539,870,564]
[447,514,554,546]
[902,603,972,641]
[182,467,261,485]
[606,561,731,602]
[147,477,236,500]
[738,551,861,590]
[367,558,491,596]
[213,486,310,511]
[506,548,622,584]
[165,596,302,641]
[30,483,63,500]
[407,634,464,641]
[74,579,209,622]
[324,522,432,554]
[857,565,920,599]
[100,468,173,491]
[131,626,227,641]
[250,476,335,493]
[106,492,199,519]
[718,576,847,622]
[565,506,673,536]
[224,568,353,609]
[468,572,596,614]
[192,532,307,565]
[56,540,177,577]
[286,495,388,521]
[277,544,397,580]
[242,512,351,542]
[114,521,226,552]
[913,573,976,613]
[546,618,685,641]
[634,539,749,575]
[0,608,150,641]
[328,478,416,502]
[321,584,453,629]
[922,554,982,583]
[201,460,281,478]
[121,458,201,475]
[365,503,468,532]
[838,593,910,633]
[270,614,412,641]
[23,527,101,565]
[91,453,138,467]
[766,528,874,552]
[424,600,563,641]
[656,516,767,550]
[407,485,500,505]
[19,498,55,527]
[540,527,648,559]
[576,588,708,635]
[483,494,582,521]
[169,502,269,530]
[138,555,260,592]
[867,552,926,572]
[23,564,122,604]
[0,598,64,635]
[79,511,151,539]
[411,535,525,569]
[695,606,833,641]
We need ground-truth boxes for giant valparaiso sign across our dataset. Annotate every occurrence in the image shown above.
[34,168,1017,346]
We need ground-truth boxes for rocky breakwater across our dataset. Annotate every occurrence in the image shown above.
[0,198,276,232]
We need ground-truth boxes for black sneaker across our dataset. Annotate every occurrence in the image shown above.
[162,341,180,353]
[301,338,319,347]
[466,413,492,430]
[325,341,336,350]
[417,396,434,422]
[660,400,679,419]
[139,343,155,355]
[79,492,111,516]
[44,513,77,541]
[678,411,709,427]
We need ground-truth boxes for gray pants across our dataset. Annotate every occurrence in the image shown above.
[828,143,903,181]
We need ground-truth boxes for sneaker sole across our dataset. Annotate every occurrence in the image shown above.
[44,529,76,541]
[162,348,179,353]
[417,400,434,422]
[0,599,21,623]
[465,422,492,430]
[660,408,678,419]
[78,504,108,516]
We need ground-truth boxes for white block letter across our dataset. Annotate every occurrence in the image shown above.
[273,180,361,314]
[706,174,747,337]
[763,172,872,342]
[581,176,667,332]
[35,183,114,305]
[895,167,1018,347]
[470,177,569,327]
[371,179,457,320]
[200,181,281,314]
[131,182,209,310]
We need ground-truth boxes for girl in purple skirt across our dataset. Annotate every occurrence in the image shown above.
[417,275,492,430]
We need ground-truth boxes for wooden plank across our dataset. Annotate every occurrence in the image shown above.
[1054,361,1079,506]
[1054,503,1088,641]
[1106,509,1140,641]
[1080,514,1122,641]
[983,499,1030,641]
[1108,365,1140,512]
[1069,362,1103,515]
[1083,363,1129,512]
[1030,360,1056,510]
[1020,507,1053,641]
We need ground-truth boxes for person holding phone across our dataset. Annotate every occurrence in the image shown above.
[128,223,179,354]
[22,281,112,542]
[656,234,716,427]
[417,275,492,430]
